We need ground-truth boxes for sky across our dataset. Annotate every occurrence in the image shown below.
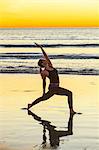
[0,0,99,28]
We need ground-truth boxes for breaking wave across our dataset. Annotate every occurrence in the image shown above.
[0,43,99,48]
[0,66,99,75]
[0,53,99,60]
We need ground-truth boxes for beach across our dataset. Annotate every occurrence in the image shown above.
[0,27,99,150]
[0,74,99,150]
[0,0,99,147]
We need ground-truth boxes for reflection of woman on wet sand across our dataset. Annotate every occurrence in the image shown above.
[28,110,74,148]
[28,43,76,114]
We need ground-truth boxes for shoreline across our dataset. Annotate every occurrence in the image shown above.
[0,71,98,76]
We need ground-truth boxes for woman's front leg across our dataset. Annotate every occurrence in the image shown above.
[28,90,54,109]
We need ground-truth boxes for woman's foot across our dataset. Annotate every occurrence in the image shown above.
[70,109,76,114]
[27,104,32,109]
[70,109,82,115]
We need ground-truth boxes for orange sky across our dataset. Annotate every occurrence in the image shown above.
[0,0,99,28]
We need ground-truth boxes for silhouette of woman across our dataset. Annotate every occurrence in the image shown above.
[28,110,74,148]
[28,43,76,114]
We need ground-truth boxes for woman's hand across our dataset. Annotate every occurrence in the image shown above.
[35,42,53,67]
[35,43,42,48]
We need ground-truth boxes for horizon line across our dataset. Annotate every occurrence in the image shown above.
[0,26,99,29]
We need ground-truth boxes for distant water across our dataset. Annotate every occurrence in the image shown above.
[0,28,99,75]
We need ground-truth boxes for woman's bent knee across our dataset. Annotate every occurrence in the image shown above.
[66,90,72,97]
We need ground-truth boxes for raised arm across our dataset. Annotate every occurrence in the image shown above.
[35,43,53,67]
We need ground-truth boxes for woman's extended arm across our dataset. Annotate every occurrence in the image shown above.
[35,43,53,67]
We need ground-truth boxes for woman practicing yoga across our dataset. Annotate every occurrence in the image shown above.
[28,43,76,114]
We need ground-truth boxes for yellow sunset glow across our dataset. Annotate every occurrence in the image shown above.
[0,0,99,27]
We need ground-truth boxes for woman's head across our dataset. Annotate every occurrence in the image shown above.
[38,59,47,68]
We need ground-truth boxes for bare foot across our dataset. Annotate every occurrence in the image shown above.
[70,109,82,115]
[70,109,76,114]
[27,104,32,110]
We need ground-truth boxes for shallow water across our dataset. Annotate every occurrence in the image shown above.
[0,74,99,150]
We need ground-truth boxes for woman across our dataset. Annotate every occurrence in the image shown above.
[28,43,76,114]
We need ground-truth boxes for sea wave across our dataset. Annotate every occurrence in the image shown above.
[0,43,99,48]
[0,66,98,75]
[0,53,99,59]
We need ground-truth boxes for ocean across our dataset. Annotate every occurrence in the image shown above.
[0,28,99,75]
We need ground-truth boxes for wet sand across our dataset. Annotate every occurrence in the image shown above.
[0,74,99,150]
